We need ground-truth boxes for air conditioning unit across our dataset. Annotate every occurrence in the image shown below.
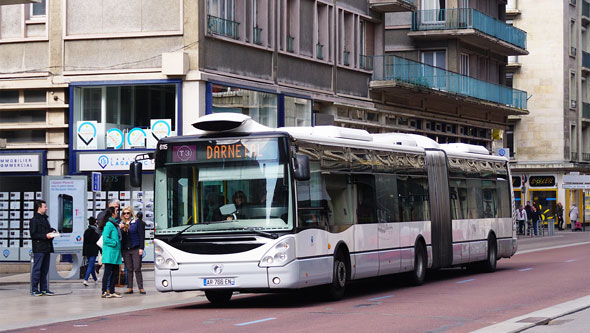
[571,100,577,108]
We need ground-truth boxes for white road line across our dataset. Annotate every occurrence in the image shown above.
[518,268,533,272]
[368,295,393,301]
[566,259,578,262]
[515,242,590,255]
[456,278,476,284]
[234,318,276,326]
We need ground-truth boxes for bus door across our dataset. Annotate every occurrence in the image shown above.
[425,149,452,269]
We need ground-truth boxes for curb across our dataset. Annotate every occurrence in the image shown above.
[472,295,590,332]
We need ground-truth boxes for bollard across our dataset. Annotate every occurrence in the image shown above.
[548,219,555,236]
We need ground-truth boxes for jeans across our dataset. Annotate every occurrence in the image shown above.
[518,220,525,234]
[102,264,119,294]
[84,256,98,281]
[31,252,51,293]
[533,219,538,235]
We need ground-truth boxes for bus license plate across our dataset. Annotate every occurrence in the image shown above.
[204,278,235,286]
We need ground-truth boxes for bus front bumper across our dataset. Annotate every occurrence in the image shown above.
[155,260,303,292]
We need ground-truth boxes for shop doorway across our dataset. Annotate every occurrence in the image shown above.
[529,190,557,228]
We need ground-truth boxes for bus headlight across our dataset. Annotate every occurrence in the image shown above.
[154,245,178,270]
[259,237,295,267]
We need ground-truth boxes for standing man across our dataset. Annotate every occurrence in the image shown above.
[569,203,579,232]
[516,205,527,235]
[29,200,57,296]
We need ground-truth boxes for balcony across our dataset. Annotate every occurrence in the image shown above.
[409,8,528,56]
[360,55,374,70]
[371,55,527,110]
[583,153,590,162]
[369,0,415,13]
[583,51,590,75]
[583,102,590,118]
[207,15,239,39]
[584,1,590,23]
[253,26,263,45]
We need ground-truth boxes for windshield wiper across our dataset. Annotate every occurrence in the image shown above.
[243,227,278,239]
[169,217,194,243]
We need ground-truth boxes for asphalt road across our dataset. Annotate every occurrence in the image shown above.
[11,240,589,333]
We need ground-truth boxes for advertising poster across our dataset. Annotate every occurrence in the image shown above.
[76,121,98,150]
[43,176,87,250]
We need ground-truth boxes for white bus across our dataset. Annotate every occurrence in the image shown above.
[130,113,517,305]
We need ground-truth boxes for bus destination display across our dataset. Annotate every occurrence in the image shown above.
[171,139,278,163]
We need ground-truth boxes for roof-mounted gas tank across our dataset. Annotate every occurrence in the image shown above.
[192,113,271,133]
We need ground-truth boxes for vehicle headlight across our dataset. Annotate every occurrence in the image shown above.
[154,244,178,270]
[259,237,295,267]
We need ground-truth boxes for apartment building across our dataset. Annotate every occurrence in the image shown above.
[508,0,589,226]
[0,0,527,255]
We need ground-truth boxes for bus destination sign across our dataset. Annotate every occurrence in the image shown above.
[171,139,279,163]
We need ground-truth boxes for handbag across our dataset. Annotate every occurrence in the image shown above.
[96,235,103,249]
[97,252,102,265]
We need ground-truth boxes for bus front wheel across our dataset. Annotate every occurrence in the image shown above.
[326,251,348,300]
[482,236,497,273]
[205,290,233,305]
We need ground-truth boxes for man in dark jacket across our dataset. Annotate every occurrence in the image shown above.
[82,217,101,286]
[29,200,57,296]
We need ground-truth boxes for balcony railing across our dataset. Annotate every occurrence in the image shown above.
[360,54,374,70]
[411,8,527,50]
[207,15,239,39]
[343,51,350,66]
[572,152,578,161]
[253,26,263,45]
[583,51,590,68]
[316,43,324,60]
[584,1,590,18]
[583,102,590,118]
[583,153,590,161]
[372,55,527,109]
[287,36,295,52]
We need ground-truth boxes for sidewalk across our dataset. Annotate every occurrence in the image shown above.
[0,230,588,332]
[0,268,205,331]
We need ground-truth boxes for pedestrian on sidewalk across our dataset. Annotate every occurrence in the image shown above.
[569,203,579,232]
[99,207,123,298]
[29,200,57,296]
[556,202,564,230]
[530,205,539,236]
[82,216,100,286]
[121,208,146,295]
[516,205,527,235]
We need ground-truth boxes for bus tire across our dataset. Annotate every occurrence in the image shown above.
[205,290,233,305]
[410,242,426,286]
[326,250,348,301]
[482,236,497,273]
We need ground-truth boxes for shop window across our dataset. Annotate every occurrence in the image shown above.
[211,84,278,127]
[284,96,311,127]
[0,91,19,104]
[73,83,177,150]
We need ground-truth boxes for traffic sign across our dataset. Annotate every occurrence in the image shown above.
[92,172,101,192]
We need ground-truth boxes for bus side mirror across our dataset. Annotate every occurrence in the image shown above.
[293,154,310,181]
[130,162,143,187]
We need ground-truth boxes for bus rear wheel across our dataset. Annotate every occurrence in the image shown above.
[326,251,348,300]
[205,290,233,305]
[410,243,426,286]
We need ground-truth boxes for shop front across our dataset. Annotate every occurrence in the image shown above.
[69,80,183,261]
[0,150,46,261]
[527,175,558,228]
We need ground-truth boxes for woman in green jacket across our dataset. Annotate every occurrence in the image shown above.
[99,206,123,298]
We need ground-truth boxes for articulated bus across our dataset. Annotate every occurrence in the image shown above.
[130,113,517,305]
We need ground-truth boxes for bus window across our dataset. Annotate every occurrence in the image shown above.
[166,166,197,227]
[397,175,430,222]
[482,180,498,218]
[297,163,330,228]
[375,174,400,222]
[324,173,353,226]
[466,179,483,219]
[355,175,377,224]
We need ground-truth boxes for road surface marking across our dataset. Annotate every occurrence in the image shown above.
[565,259,577,262]
[456,278,475,284]
[516,241,590,255]
[519,268,533,271]
[368,295,393,301]
[235,318,276,326]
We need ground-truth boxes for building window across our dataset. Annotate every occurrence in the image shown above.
[0,91,19,104]
[31,0,46,18]
[506,125,514,158]
[571,72,578,108]
[73,83,178,150]
[210,84,278,127]
[207,0,238,38]
[571,20,577,56]
[422,0,446,23]
[284,96,312,127]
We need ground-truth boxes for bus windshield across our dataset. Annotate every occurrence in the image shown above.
[154,137,293,235]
